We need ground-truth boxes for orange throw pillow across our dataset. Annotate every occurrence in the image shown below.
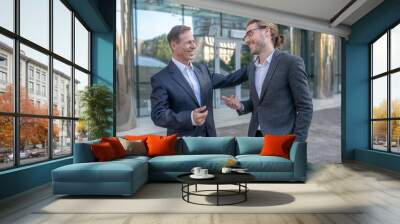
[259,134,296,159]
[146,135,177,157]
[101,137,127,158]
[91,142,117,161]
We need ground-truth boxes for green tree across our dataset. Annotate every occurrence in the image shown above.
[141,34,172,63]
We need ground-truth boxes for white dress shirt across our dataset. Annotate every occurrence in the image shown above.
[172,57,202,126]
[240,50,275,130]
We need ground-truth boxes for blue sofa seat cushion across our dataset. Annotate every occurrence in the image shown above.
[236,155,293,172]
[53,159,147,183]
[149,154,235,172]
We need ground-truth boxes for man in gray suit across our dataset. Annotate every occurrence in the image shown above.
[222,19,313,141]
[151,25,247,137]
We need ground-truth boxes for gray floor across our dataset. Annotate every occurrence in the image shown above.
[217,107,341,164]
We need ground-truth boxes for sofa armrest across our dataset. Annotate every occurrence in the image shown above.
[289,142,307,181]
[73,140,100,163]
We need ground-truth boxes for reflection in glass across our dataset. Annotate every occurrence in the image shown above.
[53,0,72,60]
[0,0,14,31]
[0,116,13,170]
[0,34,14,112]
[20,117,49,165]
[391,24,400,70]
[75,18,89,70]
[20,44,49,115]
[53,119,72,157]
[372,33,387,76]
[391,120,400,153]
[391,72,400,118]
[218,40,237,100]
[372,77,387,119]
[75,120,88,143]
[74,69,89,118]
[372,121,387,151]
[53,59,72,117]
[136,1,182,116]
[240,44,251,100]
[20,0,49,49]
[221,13,247,38]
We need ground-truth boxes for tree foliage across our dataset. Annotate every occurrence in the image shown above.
[0,84,59,150]
[141,34,172,63]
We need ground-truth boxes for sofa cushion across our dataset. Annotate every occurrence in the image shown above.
[260,135,296,159]
[236,155,293,172]
[52,159,147,183]
[181,137,235,155]
[236,137,263,155]
[148,154,235,172]
[147,135,177,157]
[91,142,118,161]
[101,137,127,158]
[73,140,100,163]
[119,138,147,156]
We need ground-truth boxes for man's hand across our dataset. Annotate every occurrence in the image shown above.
[192,106,208,126]
[221,95,241,110]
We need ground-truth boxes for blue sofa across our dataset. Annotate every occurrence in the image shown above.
[52,137,307,196]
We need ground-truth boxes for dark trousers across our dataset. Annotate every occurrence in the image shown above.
[255,130,263,137]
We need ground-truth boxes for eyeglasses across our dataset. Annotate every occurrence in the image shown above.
[242,26,267,41]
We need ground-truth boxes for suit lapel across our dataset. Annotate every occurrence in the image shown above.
[168,61,200,106]
[259,50,281,102]
[248,63,259,102]
[193,65,206,106]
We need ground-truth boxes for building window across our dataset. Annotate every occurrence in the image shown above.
[28,81,34,94]
[29,67,34,80]
[370,23,400,154]
[0,71,6,85]
[0,0,91,170]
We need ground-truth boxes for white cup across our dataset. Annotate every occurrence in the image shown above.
[200,169,208,176]
[221,167,232,174]
[191,167,202,176]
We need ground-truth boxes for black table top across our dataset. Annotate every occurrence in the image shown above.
[177,172,255,185]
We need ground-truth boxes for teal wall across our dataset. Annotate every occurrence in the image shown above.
[344,0,400,170]
[0,0,116,200]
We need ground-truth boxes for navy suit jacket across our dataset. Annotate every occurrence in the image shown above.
[150,61,247,137]
[238,50,313,141]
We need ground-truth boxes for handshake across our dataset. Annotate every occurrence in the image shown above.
[192,96,241,126]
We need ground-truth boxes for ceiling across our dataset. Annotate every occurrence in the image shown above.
[176,0,384,37]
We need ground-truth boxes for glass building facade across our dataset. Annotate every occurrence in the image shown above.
[116,0,342,133]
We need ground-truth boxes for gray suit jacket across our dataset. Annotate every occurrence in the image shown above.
[151,61,247,137]
[238,50,313,141]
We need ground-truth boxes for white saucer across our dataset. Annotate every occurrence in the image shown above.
[190,174,215,179]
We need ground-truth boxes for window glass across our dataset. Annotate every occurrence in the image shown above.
[53,59,72,117]
[20,0,49,49]
[20,117,49,165]
[53,0,72,60]
[0,0,14,31]
[372,77,387,119]
[372,33,387,76]
[20,44,49,115]
[0,35,14,112]
[74,18,89,70]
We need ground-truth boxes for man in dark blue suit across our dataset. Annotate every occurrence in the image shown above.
[150,25,247,137]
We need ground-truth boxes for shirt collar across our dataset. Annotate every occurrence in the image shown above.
[255,49,275,67]
[172,57,193,74]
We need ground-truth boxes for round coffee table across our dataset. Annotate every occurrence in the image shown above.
[177,172,255,206]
